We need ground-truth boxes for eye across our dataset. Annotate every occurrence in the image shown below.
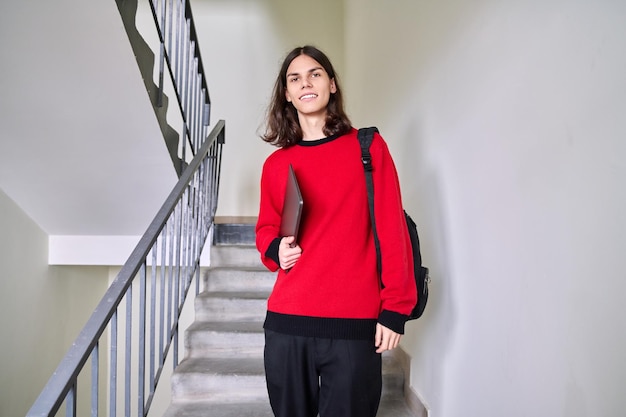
[288,76,299,83]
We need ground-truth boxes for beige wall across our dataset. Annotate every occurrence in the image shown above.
[199,0,626,415]
[0,189,108,417]
[344,0,626,415]
[3,1,625,416]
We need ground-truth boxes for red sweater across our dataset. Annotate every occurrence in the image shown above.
[256,128,416,339]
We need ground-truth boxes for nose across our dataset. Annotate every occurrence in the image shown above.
[301,76,312,88]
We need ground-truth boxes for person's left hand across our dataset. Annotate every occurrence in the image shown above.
[374,323,401,353]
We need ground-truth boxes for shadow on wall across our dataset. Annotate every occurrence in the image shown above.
[398,116,457,413]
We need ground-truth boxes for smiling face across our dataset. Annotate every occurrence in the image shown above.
[284,53,337,120]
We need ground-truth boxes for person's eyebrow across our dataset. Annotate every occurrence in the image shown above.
[286,66,324,78]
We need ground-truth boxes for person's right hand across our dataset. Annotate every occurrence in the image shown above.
[279,236,302,270]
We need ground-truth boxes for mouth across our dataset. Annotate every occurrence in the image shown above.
[299,93,317,101]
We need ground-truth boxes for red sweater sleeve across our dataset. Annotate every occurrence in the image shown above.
[255,154,284,272]
[370,133,418,318]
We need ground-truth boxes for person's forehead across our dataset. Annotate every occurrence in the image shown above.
[286,55,324,75]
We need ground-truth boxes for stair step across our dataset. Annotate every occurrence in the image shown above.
[203,267,276,293]
[163,397,414,417]
[167,243,415,416]
[172,353,406,402]
[209,245,261,268]
[163,401,273,417]
[171,357,267,403]
[213,222,256,246]
[195,291,269,322]
[185,321,264,358]
[381,353,405,398]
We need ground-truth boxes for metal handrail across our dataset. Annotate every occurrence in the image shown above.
[26,120,225,417]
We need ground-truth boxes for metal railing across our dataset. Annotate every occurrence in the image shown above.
[148,0,210,157]
[116,0,213,175]
[26,119,225,417]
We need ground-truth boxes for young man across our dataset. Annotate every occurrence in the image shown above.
[256,45,416,417]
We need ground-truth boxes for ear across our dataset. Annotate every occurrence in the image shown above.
[330,78,337,94]
[285,89,292,102]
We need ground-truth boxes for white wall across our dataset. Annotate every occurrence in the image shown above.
[0,189,109,417]
[192,0,345,217]
[345,0,626,416]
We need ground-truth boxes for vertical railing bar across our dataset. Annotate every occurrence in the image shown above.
[195,258,201,295]
[203,101,210,128]
[167,206,177,344]
[189,64,197,152]
[66,383,77,417]
[184,186,192,298]
[190,68,197,151]
[193,64,201,150]
[194,166,201,268]
[193,64,202,152]
[172,194,183,368]
[91,343,99,417]
[124,287,132,417]
[176,0,184,94]
[198,156,208,297]
[190,175,198,286]
[209,142,218,214]
[176,191,185,312]
[181,19,189,124]
[166,0,174,76]
[157,43,165,107]
[182,188,189,298]
[184,36,193,134]
[109,311,117,417]
[156,0,166,108]
[159,225,167,366]
[181,125,187,164]
[150,241,158,394]
[194,160,204,296]
[215,133,225,213]
[191,179,197,285]
[186,184,193,298]
[138,262,147,417]
[179,196,185,306]
[157,0,163,32]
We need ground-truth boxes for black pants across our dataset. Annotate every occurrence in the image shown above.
[264,330,382,417]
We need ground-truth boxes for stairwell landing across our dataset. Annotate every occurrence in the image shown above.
[163,218,415,417]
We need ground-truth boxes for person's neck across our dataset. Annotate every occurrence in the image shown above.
[298,114,326,141]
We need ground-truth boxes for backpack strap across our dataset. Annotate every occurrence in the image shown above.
[357,127,383,284]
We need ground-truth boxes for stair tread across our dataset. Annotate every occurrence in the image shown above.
[188,321,264,333]
[164,401,273,417]
[199,290,270,299]
[176,357,265,376]
[176,351,403,377]
[207,265,269,272]
[164,398,414,417]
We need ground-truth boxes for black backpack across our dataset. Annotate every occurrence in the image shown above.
[357,127,430,320]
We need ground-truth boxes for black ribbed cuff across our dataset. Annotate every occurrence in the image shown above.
[378,309,408,334]
[265,237,281,266]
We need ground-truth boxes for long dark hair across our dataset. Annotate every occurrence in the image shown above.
[262,45,352,148]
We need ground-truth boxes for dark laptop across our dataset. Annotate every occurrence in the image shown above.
[279,164,303,241]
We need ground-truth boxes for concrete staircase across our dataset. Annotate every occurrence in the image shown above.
[163,220,415,417]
